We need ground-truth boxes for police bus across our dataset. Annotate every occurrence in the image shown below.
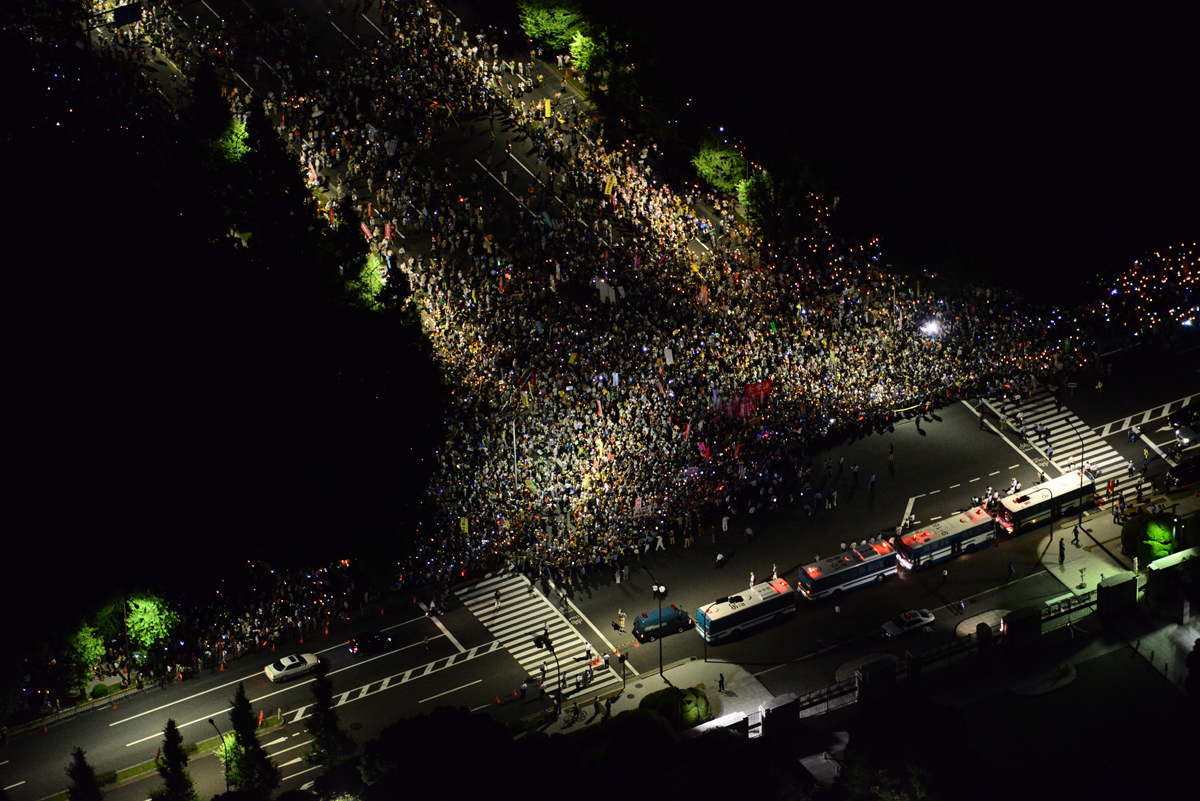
[695,578,796,642]
[995,471,1095,534]
[797,540,899,600]
[896,506,996,570]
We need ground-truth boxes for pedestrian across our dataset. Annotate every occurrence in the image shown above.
[1058,539,1065,566]
[520,682,527,700]
[840,541,847,552]
[593,697,602,717]
[655,533,665,551]
[888,444,894,463]
[832,490,838,507]
[749,572,755,587]
[772,563,778,580]
[1007,562,1015,580]
[869,473,876,490]
[617,609,626,631]
[494,590,501,610]
[603,652,610,669]
[1072,525,1081,546]
[604,696,614,717]
[540,661,547,685]
[835,605,841,615]
[584,642,593,662]
[722,515,729,533]
[718,673,725,692]
[942,568,948,584]
[1047,443,1054,459]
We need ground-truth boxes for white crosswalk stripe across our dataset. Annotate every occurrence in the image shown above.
[1094,392,1198,438]
[985,390,1147,503]
[456,573,620,698]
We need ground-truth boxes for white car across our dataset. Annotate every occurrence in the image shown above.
[263,653,320,683]
[881,609,935,638]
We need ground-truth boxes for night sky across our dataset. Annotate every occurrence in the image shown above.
[708,0,1200,301]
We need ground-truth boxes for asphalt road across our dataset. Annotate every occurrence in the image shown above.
[12,3,1199,799]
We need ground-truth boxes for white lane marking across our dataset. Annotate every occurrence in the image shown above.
[362,13,386,36]
[989,471,1000,476]
[949,483,961,488]
[418,603,466,653]
[279,757,303,768]
[928,489,940,494]
[329,20,356,46]
[1008,464,1020,470]
[930,516,942,521]
[113,629,438,727]
[419,679,482,704]
[233,70,253,91]
[969,477,980,482]
[2,783,25,791]
[553,585,638,674]
[124,641,500,746]
[200,0,221,21]
[282,765,322,783]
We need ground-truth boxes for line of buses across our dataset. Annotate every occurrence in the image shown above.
[695,472,1095,642]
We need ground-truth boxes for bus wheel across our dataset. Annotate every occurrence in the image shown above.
[874,574,884,583]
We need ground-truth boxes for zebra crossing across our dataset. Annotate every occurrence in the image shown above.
[983,389,1140,501]
[455,573,621,698]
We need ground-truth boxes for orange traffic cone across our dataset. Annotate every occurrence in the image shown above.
[494,695,501,705]
[219,662,225,671]
[111,701,117,710]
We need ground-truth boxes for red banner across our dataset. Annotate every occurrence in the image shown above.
[743,380,774,402]
[360,222,373,238]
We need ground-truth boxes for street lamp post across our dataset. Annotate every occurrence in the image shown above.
[1071,421,1085,531]
[208,718,229,794]
[643,567,665,679]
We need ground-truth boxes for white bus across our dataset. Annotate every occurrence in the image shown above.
[695,578,796,642]
[797,540,899,600]
[896,506,996,570]
[995,471,1095,534]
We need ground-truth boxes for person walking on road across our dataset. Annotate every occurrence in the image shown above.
[1007,562,1016,580]
[718,673,725,692]
[1058,539,1066,566]
[494,590,501,611]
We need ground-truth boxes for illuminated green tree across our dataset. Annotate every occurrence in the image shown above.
[65,747,104,801]
[65,624,106,696]
[693,141,745,195]
[226,684,280,798]
[151,720,198,801]
[1121,514,1175,565]
[568,29,602,77]
[126,594,179,659]
[517,0,585,50]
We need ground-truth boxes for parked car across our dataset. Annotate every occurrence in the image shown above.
[1170,407,1196,447]
[348,632,394,656]
[263,653,320,683]
[1166,456,1200,490]
[881,609,935,638]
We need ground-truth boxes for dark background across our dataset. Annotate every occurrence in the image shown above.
[458,0,1200,302]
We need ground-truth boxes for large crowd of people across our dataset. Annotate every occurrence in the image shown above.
[90,0,1077,675]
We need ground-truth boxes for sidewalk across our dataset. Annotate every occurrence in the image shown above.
[523,658,774,734]
[1037,489,1199,595]
[1037,488,1200,693]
